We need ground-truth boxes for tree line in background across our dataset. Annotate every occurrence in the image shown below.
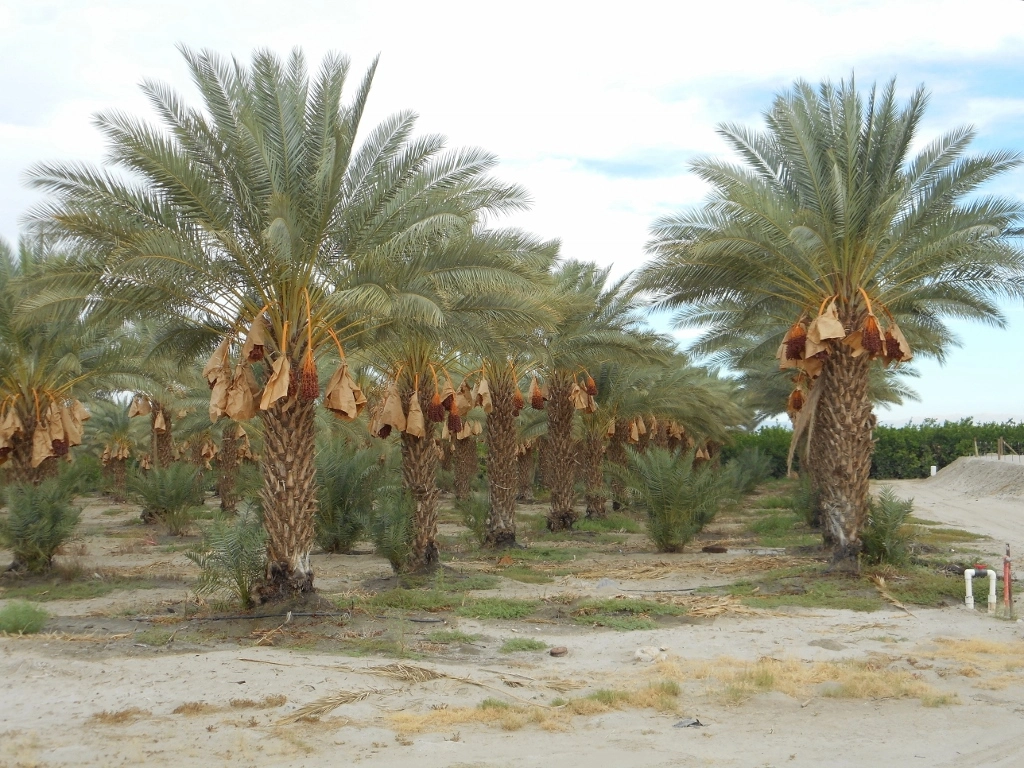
[723,419,1024,481]
[2,47,1022,599]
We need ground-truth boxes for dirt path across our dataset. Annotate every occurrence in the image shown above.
[3,607,1024,768]
[882,457,1024,561]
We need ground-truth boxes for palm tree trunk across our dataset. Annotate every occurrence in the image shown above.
[7,411,56,486]
[653,421,669,449]
[546,372,578,531]
[812,343,874,566]
[516,444,535,502]
[453,435,476,500]
[607,419,628,508]
[110,458,127,503]
[401,379,440,572]
[218,428,239,513]
[485,375,518,547]
[582,432,607,519]
[151,404,174,469]
[536,436,552,491]
[258,395,317,600]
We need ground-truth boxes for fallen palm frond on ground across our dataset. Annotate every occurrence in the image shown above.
[277,689,384,723]
[870,575,916,616]
[668,595,769,618]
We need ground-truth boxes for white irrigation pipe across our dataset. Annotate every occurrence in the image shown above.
[964,569,998,613]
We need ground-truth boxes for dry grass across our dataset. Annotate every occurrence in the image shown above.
[389,679,683,734]
[922,638,1024,673]
[172,701,218,716]
[90,707,151,724]
[654,655,956,707]
[229,695,288,710]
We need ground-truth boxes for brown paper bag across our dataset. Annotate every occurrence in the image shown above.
[226,365,258,421]
[60,405,84,446]
[203,338,232,386]
[474,378,493,414]
[455,379,474,417]
[259,355,291,410]
[842,331,867,358]
[405,392,426,438]
[472,420,482,436]
[0,407,24,445]
[128,394,151,418]
[324,364,367,420]
[241,314,268,362]
[636,416,647,436]
[628,419,640,444]
[884,322,913,363]
[31,426,54,467]
[529,375,545,410]
[569,382,589,410]
[380,383,407,433]
[439,371,456,410]
[209,377,230,422]
[605,420,616,437]
[776,341,799,370]
[154,409,167,433]
[584,394,598,414]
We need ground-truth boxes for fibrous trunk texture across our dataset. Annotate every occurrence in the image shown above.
[582,433,606,519]
[453,435,476,500]
[607,419,629,508]
[652,422,669,449]
[218,429,239,513]
[402,379,440,572]
[258,394,317,601]
[485,375,518,548]
[110,458,127,503]
[516,445,535,502]
[536,436,552,491]
[152,404,174,469]
[546,373,579,531]
[812,343,874,566]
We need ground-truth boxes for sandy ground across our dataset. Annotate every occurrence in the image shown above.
[4,462,1024,767]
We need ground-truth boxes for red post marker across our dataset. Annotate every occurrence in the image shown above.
[1004,544,1012,615]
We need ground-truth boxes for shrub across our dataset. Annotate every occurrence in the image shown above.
[862,486,915,566]
[316,440,394,554]
[720,427,794,478]
[725,447,773,495]
[455,493,489,545]
[791,475,819,527]
[616,447,730,553]
[0,474,82,572]
[0,601,49,634]
[369,488,415,573]
[185,506,267,609]
[129,462,206,535]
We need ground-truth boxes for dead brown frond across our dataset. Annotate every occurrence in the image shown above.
[870,575,915,616]
[366,663,448,683]
[229,695,287,710]
[277,689,383,724]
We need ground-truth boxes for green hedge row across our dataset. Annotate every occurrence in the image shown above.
[722,419,1024,480]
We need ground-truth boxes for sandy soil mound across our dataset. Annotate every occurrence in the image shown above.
[927,456,1024,499]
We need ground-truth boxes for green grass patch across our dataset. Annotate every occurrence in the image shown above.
[914,527,987,546]
[455,598,537,620]
[101,508,129,517]
[573,598,686,631]
[884,568,987,608]
[499,566,555,584]
[499,638,547,653]
[575,513,643,534]
[588,688,630,705]
[135,628,175,646]
[727,571,883,612]
[364,589,458,613]
[426,629,480,644]
[479,697,512,710]
[0,601,48,634]
[0,577,163,602]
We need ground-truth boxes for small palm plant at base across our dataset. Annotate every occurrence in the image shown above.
[617,448,729,553]
[862,487,915,567]
[0,473,82,572]
[186,507,267,610]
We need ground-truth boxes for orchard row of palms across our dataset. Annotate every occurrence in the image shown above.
[2,49,1021,593]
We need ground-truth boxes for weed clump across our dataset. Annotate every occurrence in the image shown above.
[0,601,48,634]
[863,486,915,566]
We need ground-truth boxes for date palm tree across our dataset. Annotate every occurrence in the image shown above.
[537,262,662,531]
[638,77,1024,564]
[29,47,529,597]
[0,237,145,485]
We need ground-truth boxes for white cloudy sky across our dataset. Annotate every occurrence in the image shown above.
[1,0,1023,424]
